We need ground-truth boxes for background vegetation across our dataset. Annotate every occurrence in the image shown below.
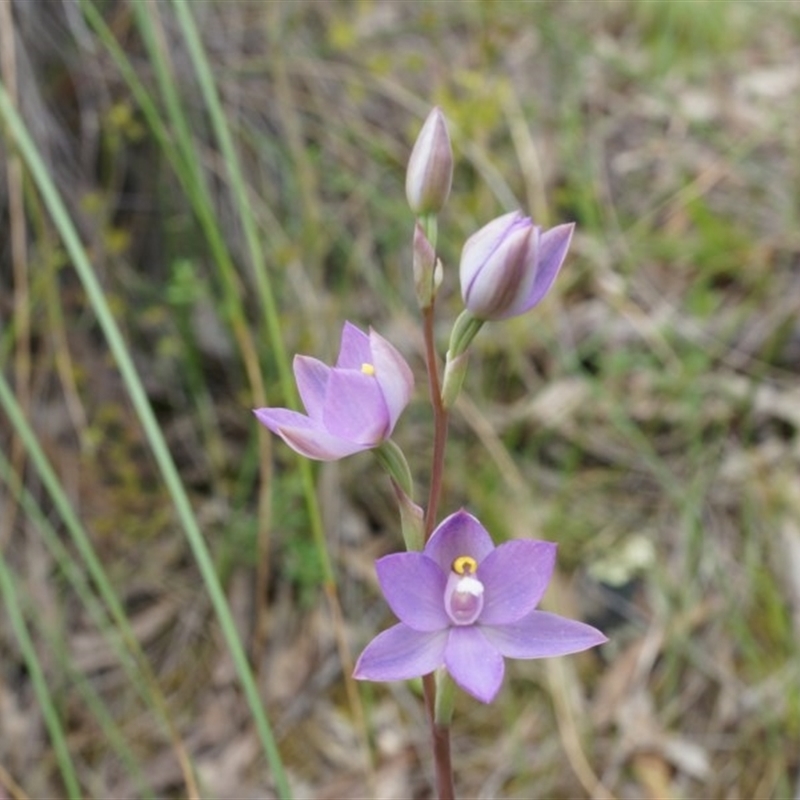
[1,1,799,797]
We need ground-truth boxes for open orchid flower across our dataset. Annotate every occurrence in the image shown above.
[254,322,414,461]
[354,510,606,703]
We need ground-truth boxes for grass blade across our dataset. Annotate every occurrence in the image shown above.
[0,83,291,798]
[0,550,82,798]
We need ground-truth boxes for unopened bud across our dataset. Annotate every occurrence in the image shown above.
[405,107,453,215]
[393,482,425,552]
[441,348,469,410]
[460,211,575,321]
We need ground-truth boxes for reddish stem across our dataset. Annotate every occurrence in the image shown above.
[422,304,449,540]
[424,672,455,800]
[421,302,455,799]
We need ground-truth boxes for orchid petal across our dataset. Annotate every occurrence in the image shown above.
[322,368,388,444]
[478,540,556,625]
[459,211,525,297]
[253,408,370,460]
[335,321,372,370]
[354,624,447,682]
[293,356,330,421]
[369,329,415,432]
[375,554,449,631]
[481,610,607,659]
[253,407,313,436]
[444,626,505,703]
[464,225,538,321]
[424,510,495,573]
[515,222,574,316]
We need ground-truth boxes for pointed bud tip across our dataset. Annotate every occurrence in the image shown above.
[405,107,453,215]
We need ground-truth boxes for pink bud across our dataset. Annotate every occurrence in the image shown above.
[460,211,574,321]
[405,107,453,215]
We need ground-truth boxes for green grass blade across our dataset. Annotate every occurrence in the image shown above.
[124,0,269,402]
[0,83,291,798]
[170,0,293,403]
[167,6,374,784]
[0,448,157,799]
[0,549,82,798]
[167,0,335,581]
[0,367,199,785]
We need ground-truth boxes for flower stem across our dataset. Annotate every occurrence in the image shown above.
[422,303,449,540]
[423,673,455,800]
[421,300,455,799]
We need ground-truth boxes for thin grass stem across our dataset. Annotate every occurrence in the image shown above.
[169,0,374,785]
[0,552,82,799]
[0,448,157,799]
[0,83,290,798]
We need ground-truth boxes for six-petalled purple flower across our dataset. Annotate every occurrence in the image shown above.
[354,510,606,703]
[460,211,575,321]
[254,322,414,461]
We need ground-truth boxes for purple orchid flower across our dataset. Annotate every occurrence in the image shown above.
[354,510,606,703]
[460,211,575,321]
[253,322,414,461]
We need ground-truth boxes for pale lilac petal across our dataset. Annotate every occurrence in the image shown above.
[277,427,370,460]
[369,330,414,432]
[459,211,525,297]
[293,356,329,421]
[253,407,313,436]
[255,410,370,460]
[481,610,607,659]
[354,624,447,682]
[444,626,505,703]
[478,540,556,625]
[375,554,448,632]
[515,222,574,315]
[424,510,495,573]
[464,225,537,320]
[335,322,372,370]
[488,226,542,320]
[322,368,388,444]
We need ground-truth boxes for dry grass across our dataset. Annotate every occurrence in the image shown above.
[1,1,799,797]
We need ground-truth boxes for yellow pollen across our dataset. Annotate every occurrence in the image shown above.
[361,362,376,376]
[452,555,477,575]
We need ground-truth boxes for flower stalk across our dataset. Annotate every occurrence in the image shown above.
[374,439,414,499]
[254,104,597,800]
[422,303,450,540]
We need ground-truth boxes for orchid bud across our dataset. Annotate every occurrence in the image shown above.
[440,348,469,410]
[393,482,425,552]
[460,211,574,321]
[405,107,453,216]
